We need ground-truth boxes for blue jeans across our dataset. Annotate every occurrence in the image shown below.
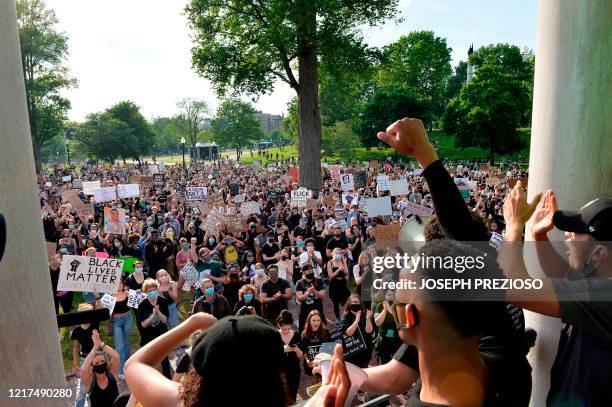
[113,313,133,375]
[167,303,179,330]
[75,356,85,407]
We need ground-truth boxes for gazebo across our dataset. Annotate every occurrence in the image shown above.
[190,142,219,160]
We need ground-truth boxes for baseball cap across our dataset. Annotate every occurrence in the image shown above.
[553,198,612,241]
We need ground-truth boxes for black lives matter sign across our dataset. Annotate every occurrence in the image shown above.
[57,255,124,293]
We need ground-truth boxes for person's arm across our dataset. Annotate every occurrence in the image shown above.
[125,313,217,407]
[361,360,419,394]
[190,238,198,263]
[374,306,387,327]
[313,252,323,267]
[531,190,569,278]
[105,344,121,377]
[80,345,96,389]
[364,310,374,334]
[312,283,326,300]
[168,282,179,302]
[281,285,292,300]
[260,288,274,304]
[72,340,80,376]
[156,305,168,325]
[328,262,341,279]
[140,305,156,328]
[345,313,360,336]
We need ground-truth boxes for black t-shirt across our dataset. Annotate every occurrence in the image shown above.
[326,236,348,253]
[293,226,312,239]
[261,278,291,320]
[124,272,149,291]
[137,297,169,345]
[261,242,281,266]
[281,331,302,372]
[70,322,101,357]
[176,352,191,374]
[295,278,325,313]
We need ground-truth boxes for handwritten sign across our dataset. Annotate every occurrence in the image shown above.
[57,255,124,293]
[376,175,390,191]
[342,192,359,206]
[153,174,165,187]
[291,187,312,207]
[402,201,434,217]
[92,187,117,203]
[148,164,160,174]
[241,201,261,215]
[207,192,225,207]
[375,223,401,249]
[72,179,83,188]
[82,181,101,195]
[100,293,117,315]
[486,177,502,187]
[186,187,208,201]
[127,289,147,309]
[328,326,367,358]
[389,179,409,196]
[489,232,504,251]
[62,175,72,183]
[117,184,140,199]
[180,262,199,287]
[340,174,354,191]
[306,198,318,211]
[365,197,392,217]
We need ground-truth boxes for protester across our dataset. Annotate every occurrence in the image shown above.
[295,264,326,332]
[300,310,329,380]
[261,264,292,322]
[233,284,262,316]
[70,303,101,407]
[80,329,120,407]
[278,310,303,402]
[110,278,132,380]
[327,247,350,322]
[137,278,171,378]
[191,278,232,319]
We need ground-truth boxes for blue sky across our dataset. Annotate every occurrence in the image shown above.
[47,0,537,122]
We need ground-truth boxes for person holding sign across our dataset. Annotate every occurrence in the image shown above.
[137,279,171,379]
[340,293,374,368]
[80,329,120,407]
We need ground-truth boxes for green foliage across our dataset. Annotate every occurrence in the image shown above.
[74,113,132,163]
[322,121,362,156]
[106,101,155,160]
[281,98,299,142]
[211,98,263,159]
[355,87,429,148]
[443,65,527,163]
[17,0,76,172]
[444,60,468,102]
[376,31,452,121]
[175,98,209,148]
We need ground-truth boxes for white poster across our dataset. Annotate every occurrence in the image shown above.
[489,232,504,251]
[82,180,101,195]
[241,201,261,215]
[62,175,72,182]
[117,184,140,199]
[376,175,390,191]
[72,179,83,188]
[185,187,208,201]
[340,173,354,191]
[57,255,124,293]
[365,197,392,217]
[127,289,147,309]
[234,194,245,203]
[100,293,117,315]
[148,164,160,174]
[291,187,312,207]
[342,192,359,206]
[93,187,117,203]
[180,262,199,287]
[389,179,409,196]
[402,201,434,217]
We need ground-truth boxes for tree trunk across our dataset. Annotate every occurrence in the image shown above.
[32,142,42,174]
[296,3,322,192]
[236,147,240,163]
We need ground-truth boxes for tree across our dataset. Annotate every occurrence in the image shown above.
[17,0,75,173]
[210,99,263,162]
[376,31,452,124]
[281,98,299,143]
[185,0,400,190]
[106,101,156,161]
[355,87,429,148]
[444,61,468,102]
[175,98,209,153]
[74,113,132,163]
[443,65,527,164]
[322,121,361,158]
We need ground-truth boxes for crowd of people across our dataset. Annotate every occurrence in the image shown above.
[40,118,611,407]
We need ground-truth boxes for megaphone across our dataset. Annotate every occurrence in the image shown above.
[399,215,431,255]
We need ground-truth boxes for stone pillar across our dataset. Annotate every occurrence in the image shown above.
[526,1,612,405]
[0,1,67,404]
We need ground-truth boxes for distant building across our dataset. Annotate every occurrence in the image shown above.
[190,141,218,161]
[254,111,284,134]
[467,43,474,84]
[257,141,274,150]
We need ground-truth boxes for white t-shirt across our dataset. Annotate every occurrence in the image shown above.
[299,251,323,277]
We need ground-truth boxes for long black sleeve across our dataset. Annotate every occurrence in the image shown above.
[421,160,486,241]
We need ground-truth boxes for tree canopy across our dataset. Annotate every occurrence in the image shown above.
[211,98,263,161]
[74,113,131,163]
[106,101,156,160]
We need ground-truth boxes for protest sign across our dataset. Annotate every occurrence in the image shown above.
[72,179,83,188]
[104,207,126,235]
[328,326,367,358]
[100,293,117,315]
[289,167,299,184]
[158,162,166,171]
[330,165,342,180]
[340,173,354,191]
[322,194,337,209]
[225,213,247,234]
[139,175,153,187]
[148,164,160,174]
[45,181,52,187]
[402,201,434,217]
[291,187,312,207]
[376,175,390,191]
[118,257,138,273]
[389,179,409,196]
[180,263,199,287]
[508,177,528,189]
[127,289,147,309]
[375,223,401,248]
[365,197,392,217]
[354,171,367,189]
[61,189,79,204]
[369,160,378,168]
[486,177,502,187]
[342,192,359,206]
[186,187,208,201]
[207,192,225,207]
[62,175,72,182]
[324,218,337,227]
[306,198,318,211]
[92,187,117,203]
[153,174,165,187]
[57,255,123,293]
[234,194,245,204]
[240,201,261,215]
[489,232,504,251]
[117,184,140,199]
[229,183,240,196]
[82,180,101,195]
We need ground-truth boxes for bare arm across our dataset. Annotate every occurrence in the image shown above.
[361,360,419,394]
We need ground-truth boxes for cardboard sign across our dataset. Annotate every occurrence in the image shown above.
[72,179,83,188]
[508,178,528,189]
[376,175,390,191]
[330,165,342,180]
[92,187,117,203]
[342,192,359,206]
[62,175,72,182]
[402,201,434,217]
[117,184,140,199]
[306,198,318,211]
[340,173,355,191]
[369,160,379,168]
[354,171,367,189]
[100,293,117,315]
[234,194,245,204]
[486,177,502,187]
[389,179,409,196]
[153,174,165,187]
[365,197,392,217]
[149,164,160,174]
[104,207,126,235]
[82,181,101,195]
[291,187,312,207]
[57,255,124,293]
[207,192,225,207]
[180,262,199,287]
[241,201,261,215]
[127,289,147,309]
[375,223,401,248]
[229,183,240,196]
[224,214,247,234]
[186,187,208,201]
[489,232,504,251]
[323,194,337,209]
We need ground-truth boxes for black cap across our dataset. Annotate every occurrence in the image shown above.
[191,316,283,377]
[553,198,612,241]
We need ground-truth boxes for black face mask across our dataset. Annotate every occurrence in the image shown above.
[230,273,239,280]
[347,303,361,313]
[92,361,107,374]
[281,255,288,260]
[304,272,314,280]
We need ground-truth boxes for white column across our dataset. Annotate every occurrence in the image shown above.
[0,1,67,405]
[526,1,612,405]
